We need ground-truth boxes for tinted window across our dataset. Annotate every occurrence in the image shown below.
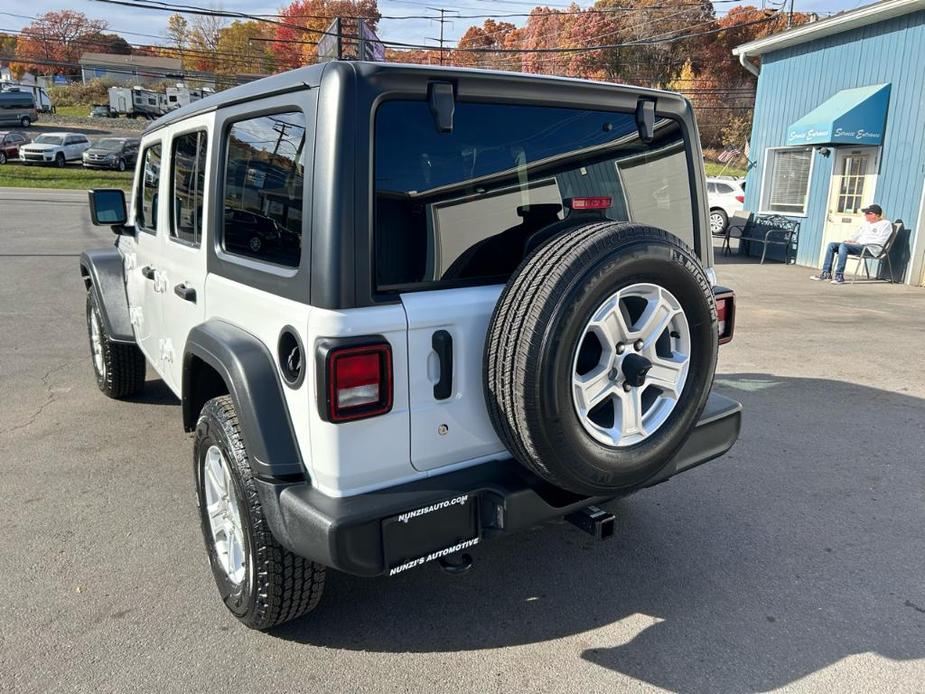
[222,111,305,268]
[374,101,694,290]
[170,131,207,245]
[138,143,161,232]
[716,183,735,194]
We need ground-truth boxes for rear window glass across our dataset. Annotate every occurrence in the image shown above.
[374,101,694,291]
[222,111,305,268]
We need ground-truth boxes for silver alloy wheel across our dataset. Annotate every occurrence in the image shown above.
[89,304,106,381]
[203,445,246,585]
[571,282,691,448]
[710,211,726,235]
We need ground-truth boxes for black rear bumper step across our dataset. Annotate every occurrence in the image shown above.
[255,392,742,577]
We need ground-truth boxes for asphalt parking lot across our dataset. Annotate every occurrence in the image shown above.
[1,188,923,693]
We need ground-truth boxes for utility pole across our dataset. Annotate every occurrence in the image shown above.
[428,8,449,65]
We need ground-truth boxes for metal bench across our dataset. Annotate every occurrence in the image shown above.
[734,213,801,264]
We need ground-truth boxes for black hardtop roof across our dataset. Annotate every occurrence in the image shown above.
[145,61,686,136]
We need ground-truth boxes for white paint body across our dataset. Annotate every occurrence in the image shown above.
[120,109,517,498]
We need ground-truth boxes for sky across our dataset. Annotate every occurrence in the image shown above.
[0,0,868,52]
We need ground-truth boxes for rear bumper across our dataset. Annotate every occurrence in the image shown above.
[256,392,741,577]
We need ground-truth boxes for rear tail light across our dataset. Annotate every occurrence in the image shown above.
[735,194,745,203]
[714,289,735,345]
[565,196,613,211]
[322,342,393,422]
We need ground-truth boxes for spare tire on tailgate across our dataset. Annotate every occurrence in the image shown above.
[484,222,718,496]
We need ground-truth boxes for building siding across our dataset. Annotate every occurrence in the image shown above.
[743,10,925,276]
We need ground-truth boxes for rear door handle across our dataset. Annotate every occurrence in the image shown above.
[141,265,155,280]
[174,282,196,303]
[432,330,453,400]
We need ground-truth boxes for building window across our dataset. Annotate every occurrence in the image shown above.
[761,148,813,215]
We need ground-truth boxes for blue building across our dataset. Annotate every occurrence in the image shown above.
[733,0,925,285]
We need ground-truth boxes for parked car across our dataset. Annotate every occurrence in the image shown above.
[20,132,91,167]
[82,137,140,171]
[0,91,38,128]
[0,130,29,164]
[90,104,113,118]
[706,177,746,235]
[81,62,740,630]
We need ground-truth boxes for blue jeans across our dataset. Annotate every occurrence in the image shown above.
[821,242,863,275]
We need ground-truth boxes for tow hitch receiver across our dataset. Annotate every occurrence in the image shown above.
[566,505,615,540]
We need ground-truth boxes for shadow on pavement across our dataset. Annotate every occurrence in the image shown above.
[126,378,178,406]
[271,373,925,692]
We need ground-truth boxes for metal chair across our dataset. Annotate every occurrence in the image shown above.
[722,211,752,257]
[846,220,901,284]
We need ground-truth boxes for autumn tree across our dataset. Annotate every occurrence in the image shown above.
[215,21,275,76]
[87,32,132,55]
[188,13,227,72]
[272,0,380,70]
[14,10,108,75]
[451,20,523,70]
[164,13,191,67]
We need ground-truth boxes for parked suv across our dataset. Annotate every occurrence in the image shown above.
[81,62,740,630]
[707,176,746,235]
[20,132,90,166]
[82,137,140,171]
[0,131,29,164]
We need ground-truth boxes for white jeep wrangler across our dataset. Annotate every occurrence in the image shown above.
[81,62,740,630]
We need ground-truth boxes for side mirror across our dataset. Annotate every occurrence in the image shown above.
[88,188,128,231]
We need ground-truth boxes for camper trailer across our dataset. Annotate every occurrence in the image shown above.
[0,84,53,113]
[164,85,212,111]
[108,86,167,120]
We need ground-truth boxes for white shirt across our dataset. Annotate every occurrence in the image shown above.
[851,218,892,247]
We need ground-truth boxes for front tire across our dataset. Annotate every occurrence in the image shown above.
[20,116,31,128]
[55,153,65,168]
[195,396,325,630]
[117,158,126,172]
[86,291,146,398]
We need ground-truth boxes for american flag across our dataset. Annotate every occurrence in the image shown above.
[717,147,742,163]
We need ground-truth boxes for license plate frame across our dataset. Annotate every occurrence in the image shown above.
[382,494,479,575]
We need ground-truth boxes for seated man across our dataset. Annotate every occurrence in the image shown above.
[811,204,892,284]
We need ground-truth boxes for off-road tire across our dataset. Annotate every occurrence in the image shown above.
[194,396,326,630]
[86,291,146,398]
[485,222,718,496]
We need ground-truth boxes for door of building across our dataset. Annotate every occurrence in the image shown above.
[818,146,880,267]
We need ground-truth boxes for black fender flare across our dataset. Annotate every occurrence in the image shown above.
[183,320,305,480]
[79,247,135,343]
